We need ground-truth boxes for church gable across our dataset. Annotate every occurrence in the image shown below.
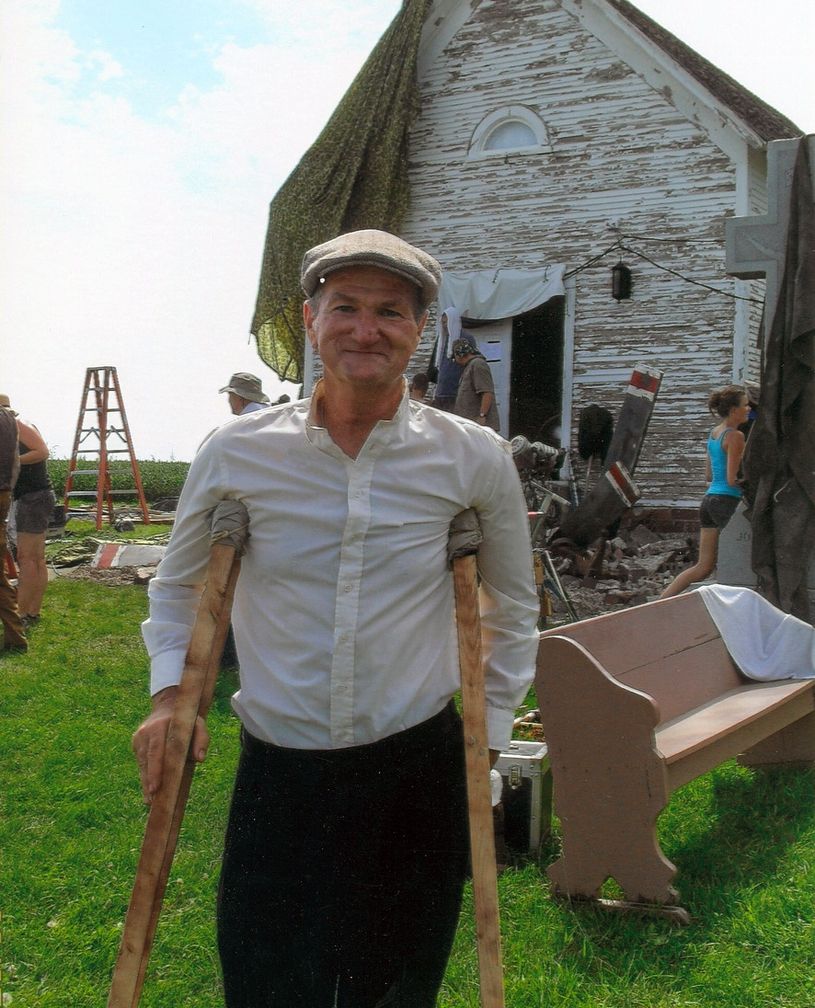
[256,0,801,506]
[402,0,793,504]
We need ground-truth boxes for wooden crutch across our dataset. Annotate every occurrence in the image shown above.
[449,508,505,1008]
[107,500,249,1008]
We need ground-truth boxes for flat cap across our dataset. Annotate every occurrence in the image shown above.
[301,229,441,307]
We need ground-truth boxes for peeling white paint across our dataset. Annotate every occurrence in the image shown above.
[404,0,768,505]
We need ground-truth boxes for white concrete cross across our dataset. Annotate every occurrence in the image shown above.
[720,135,815,598]
[725,136,811,327]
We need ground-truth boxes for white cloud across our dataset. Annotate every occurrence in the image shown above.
[2,0,811,460]
[0,0,401,458]
[87,49,125,81]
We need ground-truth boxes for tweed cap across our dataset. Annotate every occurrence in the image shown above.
[218,372,270,404]
[301,229,441,307]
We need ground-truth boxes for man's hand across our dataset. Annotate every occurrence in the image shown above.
[132,686,210,804]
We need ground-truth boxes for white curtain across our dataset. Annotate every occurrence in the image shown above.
[438,265,566,323]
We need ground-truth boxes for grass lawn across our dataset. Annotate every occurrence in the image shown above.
[2,579,815,1006]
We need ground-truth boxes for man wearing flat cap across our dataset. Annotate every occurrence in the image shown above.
[135,229,537,1006]
[219,371,271,415]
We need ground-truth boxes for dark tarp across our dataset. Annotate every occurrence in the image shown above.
[743,136,815,620]
[250,0,431,383]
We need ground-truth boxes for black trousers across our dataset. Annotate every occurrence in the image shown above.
[216,702,469,1007]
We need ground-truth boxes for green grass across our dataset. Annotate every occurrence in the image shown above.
[1,580,237,1007]
[3,581,815,1006]
[56,519,173,539]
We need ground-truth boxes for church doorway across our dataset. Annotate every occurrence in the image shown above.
[508,296,565,445]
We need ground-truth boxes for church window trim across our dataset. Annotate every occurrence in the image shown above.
[468,106,552,160]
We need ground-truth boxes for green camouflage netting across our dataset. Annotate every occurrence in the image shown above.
[250,0,431,382]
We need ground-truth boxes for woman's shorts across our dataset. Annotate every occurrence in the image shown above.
[699,493,740,531]
[16,488,56,535]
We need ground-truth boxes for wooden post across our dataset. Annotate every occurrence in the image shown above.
[453,550,506,1008]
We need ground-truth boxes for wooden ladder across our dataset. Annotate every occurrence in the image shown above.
[64,367,150,530]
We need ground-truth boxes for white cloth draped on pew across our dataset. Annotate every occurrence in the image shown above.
[697,584,815,681]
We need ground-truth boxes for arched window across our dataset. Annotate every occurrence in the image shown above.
[468,106,552,160]
[484,120,538,150]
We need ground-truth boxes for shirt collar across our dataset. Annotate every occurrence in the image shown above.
[306,378,411,456]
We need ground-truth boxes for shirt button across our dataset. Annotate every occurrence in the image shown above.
[344,584,352,593]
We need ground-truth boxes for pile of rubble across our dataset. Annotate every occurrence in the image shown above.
[547,520,696,622]
[48,505,700,621]
[46,530,170,588]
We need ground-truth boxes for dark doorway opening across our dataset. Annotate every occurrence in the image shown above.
[508,296,565,445]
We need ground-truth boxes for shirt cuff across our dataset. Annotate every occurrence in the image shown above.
[149,648,187,696]
[486,704,516,754]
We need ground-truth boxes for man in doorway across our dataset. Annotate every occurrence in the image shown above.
[452,336,501,433]
[219,372,271,415]
[134,229,537,1006]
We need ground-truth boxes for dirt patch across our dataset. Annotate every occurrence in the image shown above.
[55,565,149,588]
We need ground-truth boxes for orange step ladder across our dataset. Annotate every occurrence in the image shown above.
[64,367,150,530]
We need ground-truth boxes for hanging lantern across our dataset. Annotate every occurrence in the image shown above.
[611,261,632,301]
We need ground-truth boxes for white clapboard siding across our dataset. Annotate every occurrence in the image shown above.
[403,0,766,504]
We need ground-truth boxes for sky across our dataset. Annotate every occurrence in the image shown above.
[2,0,813,462]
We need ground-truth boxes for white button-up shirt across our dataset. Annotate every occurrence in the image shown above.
[143,383,539,751]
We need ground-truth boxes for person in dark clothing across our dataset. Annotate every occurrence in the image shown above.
[0,398,26,651]
[14,414,55,627]
[430,307,466,411]
[409,372,429,401]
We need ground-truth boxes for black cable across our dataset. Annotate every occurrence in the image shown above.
[562,235,764,304]
[620,242,764,304]
[562,240,622,278]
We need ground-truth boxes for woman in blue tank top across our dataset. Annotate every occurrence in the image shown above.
[660,385,750,599]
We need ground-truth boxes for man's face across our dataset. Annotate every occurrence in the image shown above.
[304,267,425,394]
[227,392,246,415]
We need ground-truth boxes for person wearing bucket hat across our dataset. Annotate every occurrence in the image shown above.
[0,394,18,416]
[219,372,271,416]
[136,229,537,1006]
